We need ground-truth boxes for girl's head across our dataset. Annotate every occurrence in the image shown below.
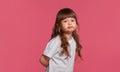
[51,8,83,60]
[52,8,79,36]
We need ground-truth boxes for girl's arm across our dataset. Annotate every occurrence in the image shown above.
[39,54,50,67]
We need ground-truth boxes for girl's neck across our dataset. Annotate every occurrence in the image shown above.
[63,33,72,41]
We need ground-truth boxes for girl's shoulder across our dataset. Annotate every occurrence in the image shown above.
[48,35,61,45]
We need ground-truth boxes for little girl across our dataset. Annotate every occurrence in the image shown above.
[40,8,83,72]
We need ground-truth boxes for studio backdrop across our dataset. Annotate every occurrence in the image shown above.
[0,0,120,72]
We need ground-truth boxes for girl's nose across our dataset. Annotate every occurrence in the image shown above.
[68,21,72,25]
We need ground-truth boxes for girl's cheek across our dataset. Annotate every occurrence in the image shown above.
[63,23,68,28]
[73,24,77,29]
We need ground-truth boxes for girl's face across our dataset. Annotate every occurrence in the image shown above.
[60,17,77,33]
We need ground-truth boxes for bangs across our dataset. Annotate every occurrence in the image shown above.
[56,8,77,23]
[60,13,76,20]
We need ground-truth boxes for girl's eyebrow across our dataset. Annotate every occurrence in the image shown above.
[62,17,75,21]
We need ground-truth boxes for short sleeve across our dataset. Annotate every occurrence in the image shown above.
[43,38,59,58]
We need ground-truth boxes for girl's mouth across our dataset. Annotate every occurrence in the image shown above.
[68,26,73,29]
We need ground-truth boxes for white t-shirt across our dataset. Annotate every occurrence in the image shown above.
[43,35,76,72]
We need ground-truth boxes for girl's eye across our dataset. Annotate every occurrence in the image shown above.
[71,19,75,22]
[63,20,67,22]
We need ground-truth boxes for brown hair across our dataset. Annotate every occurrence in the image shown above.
[51,8,83,60]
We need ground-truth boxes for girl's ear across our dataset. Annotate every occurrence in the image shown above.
[76,25,80,31]
[58,27,61,33]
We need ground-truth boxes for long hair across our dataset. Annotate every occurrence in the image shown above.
[51,8,83,60]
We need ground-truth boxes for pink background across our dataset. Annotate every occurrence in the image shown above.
[0,0,120,72]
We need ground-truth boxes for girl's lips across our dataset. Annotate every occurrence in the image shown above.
[68,26,73,29]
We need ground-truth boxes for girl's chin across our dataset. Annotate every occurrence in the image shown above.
[64,30,74,34]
